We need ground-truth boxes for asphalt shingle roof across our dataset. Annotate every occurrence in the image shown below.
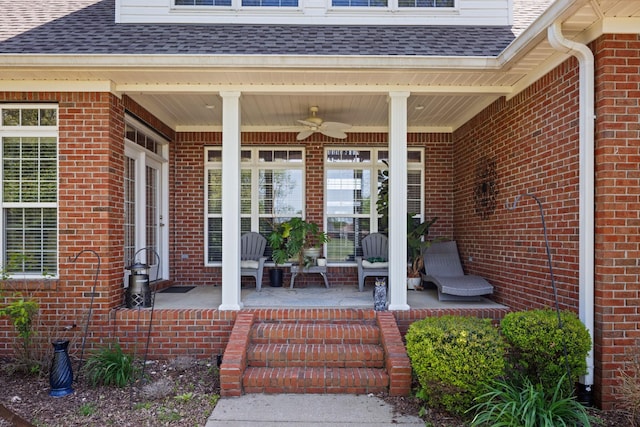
[0,0,549,57]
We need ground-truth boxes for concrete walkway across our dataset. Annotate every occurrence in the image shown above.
[205,394,425,426]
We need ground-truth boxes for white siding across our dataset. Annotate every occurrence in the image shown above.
[116,0,511,26]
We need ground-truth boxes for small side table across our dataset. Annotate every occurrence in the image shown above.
[289,265,330,289]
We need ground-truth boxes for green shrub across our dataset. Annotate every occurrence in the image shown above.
[84,341,139,387]
[405,315,507,416]
[501,309,591,394]
[469,374,592,427]
[0,293,40,373]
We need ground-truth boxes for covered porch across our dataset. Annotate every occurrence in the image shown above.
[152,282,506,310]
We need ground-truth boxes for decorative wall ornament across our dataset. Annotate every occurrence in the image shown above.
[474,156,498,220]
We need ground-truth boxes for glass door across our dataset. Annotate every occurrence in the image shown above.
[124,120,168,284]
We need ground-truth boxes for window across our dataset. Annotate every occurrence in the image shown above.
[332,0,453,7]
[332,0,386,6]
[175,0,298,6]
[175,0,232,6]
[398,0,453,6]
[325,148,423,263]
[205,147,304,264]
[242,0,297,5]
[0,105,58,276]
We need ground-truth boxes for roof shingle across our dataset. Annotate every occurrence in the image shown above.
[0,0,550,57]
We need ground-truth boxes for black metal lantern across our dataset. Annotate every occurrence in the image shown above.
[125,261,151,308]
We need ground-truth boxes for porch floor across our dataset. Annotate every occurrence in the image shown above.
[152,283,506,310]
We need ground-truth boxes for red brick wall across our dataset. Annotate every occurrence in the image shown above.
[593,33,640,410]
[0,92,128,353]
[0,93,178,354]
[113,308,237,359]
[453,59,581,313]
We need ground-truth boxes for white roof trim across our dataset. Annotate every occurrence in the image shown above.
[0,54,503,70]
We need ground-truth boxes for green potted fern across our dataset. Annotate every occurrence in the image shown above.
[268,218,329,286]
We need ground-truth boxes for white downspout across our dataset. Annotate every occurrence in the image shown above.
[548,22,595,392]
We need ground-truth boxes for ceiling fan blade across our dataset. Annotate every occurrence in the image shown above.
[321,121,352,131]
[297,119,318,128]
[297,129,315,140]
[320,128,348,139]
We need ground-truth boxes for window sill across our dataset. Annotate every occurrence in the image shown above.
[1,278,58,291]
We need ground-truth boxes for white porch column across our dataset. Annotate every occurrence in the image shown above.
[219,91,243,310]
[387,91,410,311]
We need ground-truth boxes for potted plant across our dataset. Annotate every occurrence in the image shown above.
[406,216,438,289]
[267,221,293,287]
[377,162,437,289]
[268,218,330,285]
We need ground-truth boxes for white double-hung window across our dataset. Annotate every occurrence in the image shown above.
[205,147,304,264]
[0,105,58,277]
[325,148,423,264]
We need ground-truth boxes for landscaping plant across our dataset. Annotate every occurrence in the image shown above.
[0,260,44,374]
[617,340,640,426]
[501,309,591,395]
[0,294,39,362]
[405,315,507,416]
[469,374,591,427]
[84,341,140,387]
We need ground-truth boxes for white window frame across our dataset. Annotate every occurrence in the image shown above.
[324,147,424,264]
[205,146,305,266]
[0,104,59,279]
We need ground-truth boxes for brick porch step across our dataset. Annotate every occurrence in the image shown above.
[250,322,380,345]
[242,366,389,394]
[247,343,385,368]
[220,310,411,397]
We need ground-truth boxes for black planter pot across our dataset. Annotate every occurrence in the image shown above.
[49,339,74,397]
[269,268,283,287]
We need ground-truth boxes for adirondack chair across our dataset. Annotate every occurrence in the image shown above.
[355,233,389,292]
[240,232,267,291]
[422,240,493,301]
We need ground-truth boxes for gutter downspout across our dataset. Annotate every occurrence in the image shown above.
[547,21,595,399]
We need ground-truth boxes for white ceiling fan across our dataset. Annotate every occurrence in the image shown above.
[296,106,351,140]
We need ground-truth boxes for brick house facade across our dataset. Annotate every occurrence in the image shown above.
[1,0,639,410]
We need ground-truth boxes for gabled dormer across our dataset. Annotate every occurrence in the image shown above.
[116,0,512,26]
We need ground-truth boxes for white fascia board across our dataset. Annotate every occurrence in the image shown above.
[0,54,502,71]
[0,80,116,93]
[601,17,640,34]
[498,0,585,68]
[116,83,513,95]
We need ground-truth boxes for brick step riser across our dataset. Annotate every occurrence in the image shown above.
[251,324,380,345]
[243,367,389,394]
[249,308,378,323]
[247,343,385,368]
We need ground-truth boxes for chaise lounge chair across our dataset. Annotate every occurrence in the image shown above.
[422,240,493,301]
[240,232,267,291]
[355,233,389,292]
